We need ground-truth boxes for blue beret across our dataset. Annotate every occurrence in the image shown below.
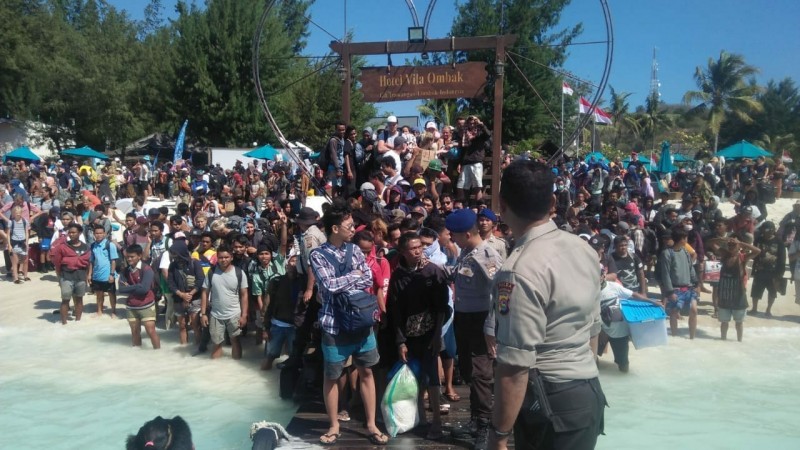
[478,208,498,223]
[445,208,477,233]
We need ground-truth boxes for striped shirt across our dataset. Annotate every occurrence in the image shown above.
[310,242,373,335]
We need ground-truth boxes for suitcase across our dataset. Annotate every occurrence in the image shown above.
[27,242,41,272]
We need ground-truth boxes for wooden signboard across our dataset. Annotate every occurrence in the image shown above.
[359,62,488,103]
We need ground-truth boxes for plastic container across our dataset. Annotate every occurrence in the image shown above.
[621,300,668,349]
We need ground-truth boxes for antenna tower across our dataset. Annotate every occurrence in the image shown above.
[649,47,661,104]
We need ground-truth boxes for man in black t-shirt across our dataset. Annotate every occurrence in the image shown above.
[611,235,647,296]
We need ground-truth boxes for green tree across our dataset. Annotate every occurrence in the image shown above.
[606,86,638,150]
[450,0,581,145]
[417,99,458,128]
[683,50,762,152]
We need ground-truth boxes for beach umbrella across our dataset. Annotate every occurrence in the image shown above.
[672,154,693,163]
[583,151,608,165]
[3,146,41,163]
[715,140,772,160]
[243,144,278,160]
[63,145,110,160]
[623,154,654,170]
[655,141,676,173]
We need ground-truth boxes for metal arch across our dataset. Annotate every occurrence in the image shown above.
[422,0,438,38]
[405,0,420,26]
[252,0,332,202]
[549,0,614,163]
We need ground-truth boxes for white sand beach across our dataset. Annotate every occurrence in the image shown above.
[1,199,799,449]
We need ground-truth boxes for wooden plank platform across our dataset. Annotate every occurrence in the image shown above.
[286,383,514,448]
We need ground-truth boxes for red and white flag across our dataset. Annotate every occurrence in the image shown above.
[562,81,574,96]
[579,97,613,125]
[594,106,613,125]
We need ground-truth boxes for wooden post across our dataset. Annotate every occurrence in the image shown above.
[491,36,505,210]
[341,52,351,123]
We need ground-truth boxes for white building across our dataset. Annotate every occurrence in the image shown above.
[0,119,73,160]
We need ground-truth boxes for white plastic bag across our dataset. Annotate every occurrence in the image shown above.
[380,364,419,437]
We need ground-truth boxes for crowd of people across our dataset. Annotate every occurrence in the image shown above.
[2,114,798,450]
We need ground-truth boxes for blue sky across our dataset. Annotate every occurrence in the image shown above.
[113,0,800,121]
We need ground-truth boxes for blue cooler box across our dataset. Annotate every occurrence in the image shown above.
[621,300,668,349]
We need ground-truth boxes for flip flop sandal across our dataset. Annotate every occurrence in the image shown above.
[337,411,351,422]
[319,433,341,446]
[443,392,461,402]
[14,279,23,284]
[368,432,388,446]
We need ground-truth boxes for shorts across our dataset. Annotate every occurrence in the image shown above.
[457,162,483,190]
[265,324,296,359]
[750,275,778,300]
[321,330,379,380]
[60,278,87,299]
[127,304,157,323]
[326,166,343,188]
[209,315,242,345]
[718,308,746,323]
[666,288,696,315]
[11,239,27,256]
[91,280,116,294]
[406,336,441,387]
[440,324,457,359]
[174,299,201,317]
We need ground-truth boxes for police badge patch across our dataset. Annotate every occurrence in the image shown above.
[496,281,514,315]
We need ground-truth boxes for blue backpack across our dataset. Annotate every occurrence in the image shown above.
[317,243,379,333]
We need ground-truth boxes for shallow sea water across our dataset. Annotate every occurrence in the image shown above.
[2,305,800,449]
[0,317,294,449]
[595,326,800,450]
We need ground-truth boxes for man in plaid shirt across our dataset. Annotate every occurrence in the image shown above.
[309,202,388,446]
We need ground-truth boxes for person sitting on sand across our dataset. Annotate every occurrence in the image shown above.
[126,415,193,450]
[706,237,760,342]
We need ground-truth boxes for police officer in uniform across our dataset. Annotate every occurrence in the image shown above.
[446,208,504,450]
[487,160,606,450]
[477,208,509,260]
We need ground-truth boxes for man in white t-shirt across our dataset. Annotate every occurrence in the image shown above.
[376,115,400,155]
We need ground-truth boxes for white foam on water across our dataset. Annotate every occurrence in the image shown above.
[0,316,295,449]
[596,326,800,449]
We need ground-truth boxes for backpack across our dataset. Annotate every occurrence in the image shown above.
[315,243,379,333]
[642,226,658,259]
[206,265,245,301]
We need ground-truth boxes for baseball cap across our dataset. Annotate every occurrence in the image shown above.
[411,205,427,219]
[394,135,407,147]
[425,121,437,130]
[148,208,160,217]
[413,178,426,186]
[588,235,605,250]
[387,115,398,123]
[427,159,442,172]
[360,182,376,191]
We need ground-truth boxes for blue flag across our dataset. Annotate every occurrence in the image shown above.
[173,120,188,163]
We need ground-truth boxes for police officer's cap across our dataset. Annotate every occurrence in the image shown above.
[478,208,498,223]
[445,208,477,233]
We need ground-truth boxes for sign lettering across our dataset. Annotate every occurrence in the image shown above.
[359,62,488,102]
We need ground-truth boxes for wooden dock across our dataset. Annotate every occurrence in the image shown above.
[286,383,514,449]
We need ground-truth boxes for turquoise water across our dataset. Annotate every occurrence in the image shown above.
[596,326,800,450]
[2,312,800,449]
[0,318,295,449]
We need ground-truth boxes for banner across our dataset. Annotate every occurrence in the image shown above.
[359,62,488,102]
[173,119,188,163]
[579,97,613,125]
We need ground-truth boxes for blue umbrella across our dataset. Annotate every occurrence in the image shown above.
[623,154,654,170]
[63,145,109,160]
[655,141,675,173]
[3,146,41,162]
[716,140,771,160]
[583,151,609,165]
[672,153,692,163]
[243,144,278,160]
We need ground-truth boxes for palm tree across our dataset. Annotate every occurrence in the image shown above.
[683,51,763,152]
[607,86,639,149]
[754,132,797,161]
[417,99,458,127]
[635,95,672,152]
